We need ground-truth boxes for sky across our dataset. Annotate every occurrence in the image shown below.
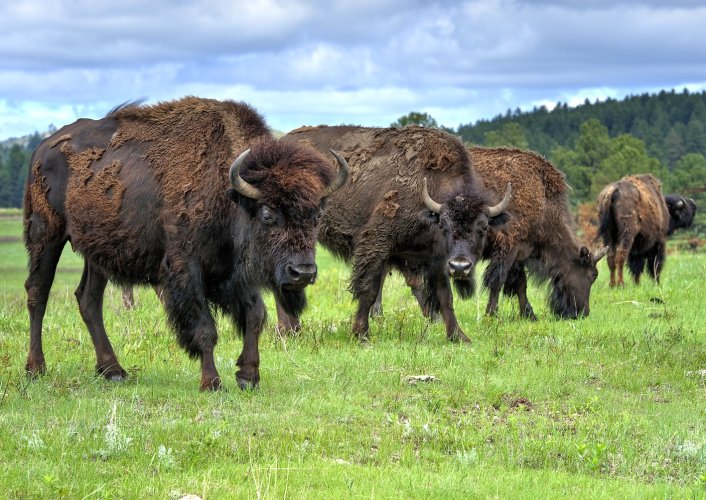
[2,0,706,140]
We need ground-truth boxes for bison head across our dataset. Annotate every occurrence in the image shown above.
[549,245,608,319]
[228,139,348,316]
[422,179,511,297]
[665,195,697,236]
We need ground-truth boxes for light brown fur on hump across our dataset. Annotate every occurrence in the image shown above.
[108,97,269,225]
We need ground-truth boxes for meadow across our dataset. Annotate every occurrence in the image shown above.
[1,206,705,498]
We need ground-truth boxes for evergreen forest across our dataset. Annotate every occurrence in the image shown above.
[2,89,705,229]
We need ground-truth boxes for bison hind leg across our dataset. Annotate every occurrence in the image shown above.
[74,263,127,380]
[646,241,666,283]
[627,252,646,285]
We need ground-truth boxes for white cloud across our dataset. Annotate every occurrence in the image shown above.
[1,0,706,138]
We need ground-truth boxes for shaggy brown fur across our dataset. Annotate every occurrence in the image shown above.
[22,97,340,391]
[380,147,605,320]
[275,125,510,342]
[596,173,695,287]
[471,147,604,319]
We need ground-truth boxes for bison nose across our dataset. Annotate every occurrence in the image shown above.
[448,257,472,277]
[286,263,318,286]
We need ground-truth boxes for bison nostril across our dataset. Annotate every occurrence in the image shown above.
[287,263,318,283]
[448,258,472,276]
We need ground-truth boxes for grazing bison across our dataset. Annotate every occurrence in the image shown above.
[596,174,696,287]
[23,97,348,390]
[375,147,608,320]
[275,125,511,342]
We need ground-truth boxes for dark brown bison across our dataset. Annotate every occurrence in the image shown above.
[375,147,608,320]
[275,125,511,342]
[23,97,348,390]
[596,174,696,287]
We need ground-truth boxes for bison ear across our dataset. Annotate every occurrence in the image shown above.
[489,212,510,227]
[227,188,258,217]
[579,246,591,266]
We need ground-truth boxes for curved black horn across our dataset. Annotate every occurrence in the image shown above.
[321,149,350,198]
[422,178,442,214]
[229,149,262,200]
[487,182,512,217]
[593,245,609,264]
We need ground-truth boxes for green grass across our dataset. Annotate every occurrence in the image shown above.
[1,207,705,498]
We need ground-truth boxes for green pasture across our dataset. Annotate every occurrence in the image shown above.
[0,208,705,498]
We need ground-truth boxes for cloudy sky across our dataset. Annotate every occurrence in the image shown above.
[2,0,706,139]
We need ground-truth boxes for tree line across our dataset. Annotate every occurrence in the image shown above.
[2,89,705,216]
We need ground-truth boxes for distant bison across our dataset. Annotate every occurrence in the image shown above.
[275,125,511,342]
[596,174,696,286]
[23,97,348,390]
[375,147,607,320]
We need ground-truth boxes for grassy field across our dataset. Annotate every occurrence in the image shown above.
[1,207,705,498]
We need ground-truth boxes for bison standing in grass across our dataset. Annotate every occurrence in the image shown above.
[596,174,696,287]
[23,97,348,390]
[375,147,607,320]
[275,125,511,342]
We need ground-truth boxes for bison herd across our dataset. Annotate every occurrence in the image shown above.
[22,97,697,390]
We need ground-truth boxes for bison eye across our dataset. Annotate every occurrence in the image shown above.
[260,206,275,225]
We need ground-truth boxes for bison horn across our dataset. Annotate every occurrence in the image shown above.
[229,148,262,200]
[487,182,512,217]
[422,178,442,214]
[593,245,609,264]
[676,198,685,208]
[321,149,350,198]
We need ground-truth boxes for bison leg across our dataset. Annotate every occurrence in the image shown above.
[351,271,385,342]
[483,251,517,317]
[75,263,127,380]
[25,239,66,377]
[370,270,386,318]
[236,294,266,390]
[428,272,469,343]
[646,241,666,283]
[504,263,536,321]
[161,263,221,391]
[627,252,646,285]
[275,300,301,334]
[606,249,617,287]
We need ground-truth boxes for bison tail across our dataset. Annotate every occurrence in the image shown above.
[596,188,620,247]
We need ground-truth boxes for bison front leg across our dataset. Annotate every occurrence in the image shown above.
[161,262,221,391]
[75,263,127,380]
[429,273,470,343]
[236,294,266,390]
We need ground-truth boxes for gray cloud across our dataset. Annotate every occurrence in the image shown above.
[1,0,706,137]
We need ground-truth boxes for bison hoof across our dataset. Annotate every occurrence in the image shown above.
[96,364,128,381]
[25,360,47,379]
[236,377,259,391]
[448,331,471,344]
[200,377,222,391]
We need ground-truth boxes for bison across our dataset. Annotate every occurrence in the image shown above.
[23,97,348,390]
[596,174,696,287]
[374,147,608,320]
[275,125,511,342]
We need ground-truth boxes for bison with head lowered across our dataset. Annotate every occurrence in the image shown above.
[23,97,347,390]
